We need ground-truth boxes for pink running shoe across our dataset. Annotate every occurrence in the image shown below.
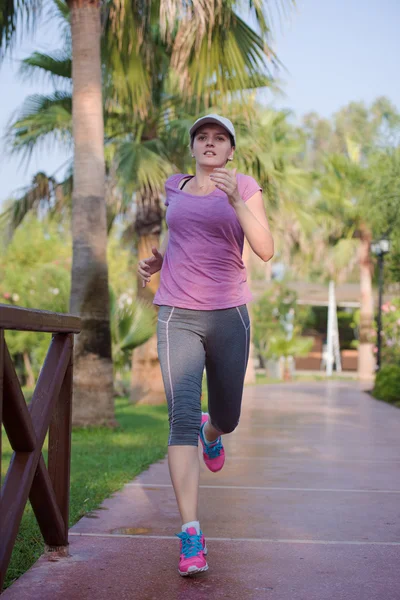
[176,527,208,576]
[199,413,225,472]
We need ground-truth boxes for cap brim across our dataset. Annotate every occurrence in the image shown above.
[189,118,235,144]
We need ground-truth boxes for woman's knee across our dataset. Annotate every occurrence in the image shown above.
[168,424,200,446]
[210,415,239,435]
[168,400,201,446]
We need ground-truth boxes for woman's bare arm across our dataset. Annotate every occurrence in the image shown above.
[233,191,274,262]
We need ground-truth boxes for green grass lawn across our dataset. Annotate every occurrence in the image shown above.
[1,397,169,589]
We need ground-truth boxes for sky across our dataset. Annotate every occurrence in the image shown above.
[0,0,399,208]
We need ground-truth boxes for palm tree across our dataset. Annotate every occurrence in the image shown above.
[315,153,376,379]
[299,100,400,381]
[61,0,114,425]
[3,0,295,407]
[1,0,114,424]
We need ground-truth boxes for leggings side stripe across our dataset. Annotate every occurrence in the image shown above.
[166,308,175,445]
[236,307,250,377]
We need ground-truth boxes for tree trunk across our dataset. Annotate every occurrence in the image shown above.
[23,351,35,388]
[130,199,165,404]
[358,225,375,381]
[69,1,114,426]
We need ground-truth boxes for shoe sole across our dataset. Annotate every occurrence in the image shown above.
[179,564,209,576]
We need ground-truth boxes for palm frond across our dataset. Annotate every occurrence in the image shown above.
[161,0,293,62]
[172,12,279,107]
[110,289,156,368]
[6,91,72,162]
[0,170,71,232]
[105,1,292,115]
[19,50,72,83]
[116,139,174,198]
[102,1,152,118]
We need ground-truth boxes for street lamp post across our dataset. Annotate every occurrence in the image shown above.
[370,238,391,371]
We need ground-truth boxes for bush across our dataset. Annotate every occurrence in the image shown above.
[379,299,400,366]
[372,365,400,407]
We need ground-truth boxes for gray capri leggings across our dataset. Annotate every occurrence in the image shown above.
[157,304,251,446]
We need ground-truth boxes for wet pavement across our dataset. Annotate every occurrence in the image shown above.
[3,381,400,599]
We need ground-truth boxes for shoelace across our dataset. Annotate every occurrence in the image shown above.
[176,531,203,558]
[204,437,223,459]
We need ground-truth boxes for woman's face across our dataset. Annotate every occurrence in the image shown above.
[191,124,234,167]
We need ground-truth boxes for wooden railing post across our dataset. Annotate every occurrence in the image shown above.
[0,330,4,587]
[0,330,3,490]
[0,305,81,592]
[48,333,74,548]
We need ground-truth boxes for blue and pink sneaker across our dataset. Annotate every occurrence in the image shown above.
[176,527,208,576]
[199,413,225,472]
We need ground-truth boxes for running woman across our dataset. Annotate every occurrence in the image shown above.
[137,114,274,576]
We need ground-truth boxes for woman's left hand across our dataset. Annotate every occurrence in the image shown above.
[210,168,242,206]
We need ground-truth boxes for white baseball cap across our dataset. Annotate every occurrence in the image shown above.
[189,114,236,146]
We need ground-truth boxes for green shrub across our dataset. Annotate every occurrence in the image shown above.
[372,365,400,406]
[379,299,400,366]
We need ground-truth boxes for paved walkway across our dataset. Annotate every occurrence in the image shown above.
[4,381,400,599]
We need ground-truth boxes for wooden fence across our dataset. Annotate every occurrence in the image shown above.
[0,304,81,591]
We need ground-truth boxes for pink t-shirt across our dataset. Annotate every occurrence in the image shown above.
[153,173,262,310]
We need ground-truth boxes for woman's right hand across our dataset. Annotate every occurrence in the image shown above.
[138,247,164,287]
